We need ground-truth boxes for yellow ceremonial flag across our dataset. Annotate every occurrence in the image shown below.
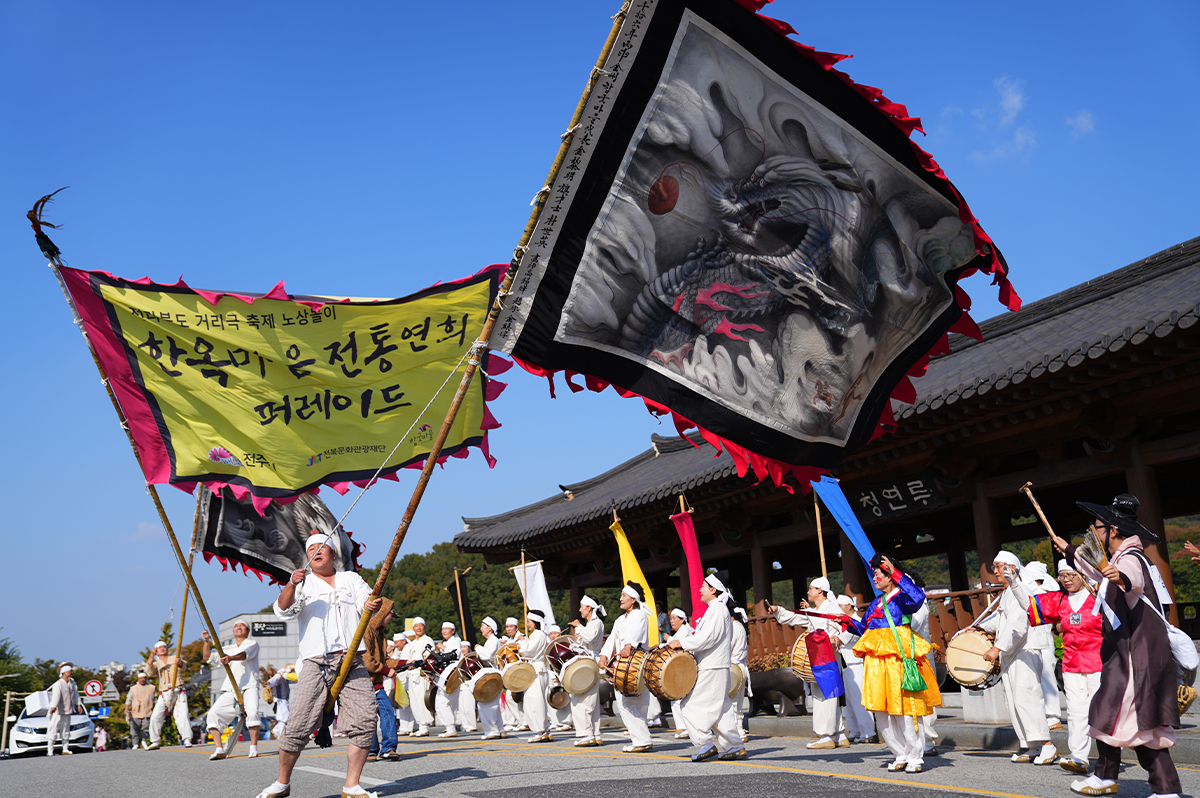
[58,264,503,506]
[609,519,659,646]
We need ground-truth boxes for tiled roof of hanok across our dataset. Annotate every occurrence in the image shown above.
[456,235,1200,551]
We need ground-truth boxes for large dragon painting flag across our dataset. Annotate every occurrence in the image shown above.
[492,0,1017,478]
[59,264,506,510]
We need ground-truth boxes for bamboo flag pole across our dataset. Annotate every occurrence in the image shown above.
[521,549,529,635]
[47,262,245,708]
[453,567,468,639]
[168,491,204,694]
[319,2,634,711]
[815,492,828,579]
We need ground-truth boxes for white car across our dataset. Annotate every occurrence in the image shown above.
[7,707,95,756]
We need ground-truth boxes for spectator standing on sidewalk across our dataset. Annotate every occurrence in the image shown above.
[46,664,83,756]
[124,671,156,750]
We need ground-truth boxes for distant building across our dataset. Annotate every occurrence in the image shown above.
[209,612,299,711]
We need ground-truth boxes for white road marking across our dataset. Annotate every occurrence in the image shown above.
[295,765,388,786]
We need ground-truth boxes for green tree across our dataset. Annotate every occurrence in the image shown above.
[0,631,40,693]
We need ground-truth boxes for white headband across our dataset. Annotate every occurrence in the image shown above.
[442,622,455,630]
[392,633,406,642]
[836,595,854,606]
[505,617,519,627]
[482,616,498,633]
[670,608,688,620]
[704,573,727,594]
[306,533,333,551]
[154,641,167,649]
[546,624,561,634]
[994,551,1028,584]
[621,584,642,601]
[581,595,606,617]
[59,665,72,675]
[528,608,546,620]
[732,607,748,622]
[1057,559,1076,575]
[413,617,426,626]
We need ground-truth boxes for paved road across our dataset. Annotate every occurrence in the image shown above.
[5,728,1198,798]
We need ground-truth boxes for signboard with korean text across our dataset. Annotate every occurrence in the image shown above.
[250,621,288,637]
[851,469,947,524]
[59,264,504,507]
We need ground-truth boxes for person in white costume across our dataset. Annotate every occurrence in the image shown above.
[599,582,654,753]
[1023,560,1063,729]
[907,576,939,757]
[393,632,416,735]
[730,607,752,743]
[435,622,462,737]
[517,609,553,742]
[202,622,261,759]
[666,608,694,739]
[46,665,83,755]
[770,576,848,749]
[145,641,192,749]
[669,574,745,761]
[545,625,573,731]
[266,664,296,739]
[501,617,527,731]
[400,619,435,737]
[474,617,506,739]
[980,551,1057,766]
[254,532,383,798]
[834,595,876,743]
[568,596,606,746]
[456,640,478,732]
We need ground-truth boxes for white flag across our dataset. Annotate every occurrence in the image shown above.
[511,561,556,628]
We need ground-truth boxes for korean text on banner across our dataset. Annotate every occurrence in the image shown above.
[59,265,503,505]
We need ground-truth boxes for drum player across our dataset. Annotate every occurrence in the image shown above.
[501,617,527,731]
[517,609,553,743]
[568,595,606,747]
[545,624,573,732]
[400,619,435,737]
[665,608,694,739]
[598,581,655,753]
[667,573,745,761]
[435,622,462,738]
[770,576,849,749]
[474,617,506,739]
[979,552,1058,766]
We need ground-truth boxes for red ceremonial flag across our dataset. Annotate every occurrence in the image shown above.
[671,510,707,619]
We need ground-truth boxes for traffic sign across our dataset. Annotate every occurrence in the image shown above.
[99,678,119,701]
[84,680,102,697]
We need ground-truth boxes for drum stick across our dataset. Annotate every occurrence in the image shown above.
[1019,481,1101,595]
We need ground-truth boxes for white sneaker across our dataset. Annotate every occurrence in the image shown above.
[248,747,259,758]
[437,730,458,738]
[183,740,192,748]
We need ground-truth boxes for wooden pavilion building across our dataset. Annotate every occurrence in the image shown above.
[455,236,1200,630]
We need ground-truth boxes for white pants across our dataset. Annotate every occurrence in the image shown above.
[207,689,261,731]
[841,660,875,739]
[810,679,844,737]
[502,691,524,727]
[1063,670,1101,761]
[646,696,662,724]
[477,695,503,735]
[435,686,458,730]
[680,668,741,753]
[458,685,477,730]
[408,674,434,729]
[46,712,72,753]
[570,681,601,739]
[523,670,550,733]
[615,689,653,747]
[1036,647,1061,721]
[274,698,290,725]
[150,690,191,744]
[1001,650,1051,748]
[877,712,923,766]
[395,699,414,734]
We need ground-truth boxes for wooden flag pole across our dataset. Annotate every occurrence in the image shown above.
[815,492,828,579]
[318,3,635,710]
[520,549,529,636]
[453,567,468,639]
[168,491,204,694]
[47,260,245,708]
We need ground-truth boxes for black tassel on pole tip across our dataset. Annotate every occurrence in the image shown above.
[27,186,69,263]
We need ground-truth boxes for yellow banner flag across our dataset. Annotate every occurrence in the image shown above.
[59,265,504,509]
[609,519,659,646]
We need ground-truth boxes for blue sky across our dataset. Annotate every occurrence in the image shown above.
[2,0,1197,669]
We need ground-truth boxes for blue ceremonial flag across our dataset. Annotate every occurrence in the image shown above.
[810,475,879,595]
